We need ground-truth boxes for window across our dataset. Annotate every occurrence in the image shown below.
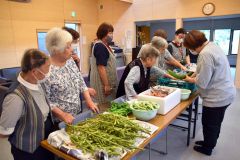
[214,29,231,55]
[199,30,210,40]
[37,32,48,54]
[231,30,240,54]
[65,23,78,31]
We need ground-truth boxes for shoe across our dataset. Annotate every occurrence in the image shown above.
[195,140,204,146]
[193,145,212,156]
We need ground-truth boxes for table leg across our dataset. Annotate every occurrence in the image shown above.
[193,98,199,139]
[148,143,151,160]
[194,97,199,120]
[187,103,193,146]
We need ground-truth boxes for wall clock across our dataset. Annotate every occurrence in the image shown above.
[202,3,215,15]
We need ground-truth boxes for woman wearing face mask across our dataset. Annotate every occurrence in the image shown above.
[43,28,99,125]
[0,49,54,160]
[167,28,191,69]
[90,22,118,104]
[183,30,236,156]
[116,45,159,99]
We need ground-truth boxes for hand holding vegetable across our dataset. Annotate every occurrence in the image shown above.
[183,75,196,83]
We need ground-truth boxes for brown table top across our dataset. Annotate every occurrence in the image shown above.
[41,92,199,160]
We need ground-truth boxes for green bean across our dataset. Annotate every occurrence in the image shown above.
[66,113,150,157]
[132,101,159,111]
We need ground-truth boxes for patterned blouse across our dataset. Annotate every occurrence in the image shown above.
[43,58,88,119]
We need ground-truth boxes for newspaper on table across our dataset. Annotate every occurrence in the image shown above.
[47,120,158,160]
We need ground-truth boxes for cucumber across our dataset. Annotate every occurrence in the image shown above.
[167,70,186,80]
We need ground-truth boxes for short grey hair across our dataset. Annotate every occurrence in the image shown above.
[151,36,168,50]
[140,44,159,61]
[45,27,73,55]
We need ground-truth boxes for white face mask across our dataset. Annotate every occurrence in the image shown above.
[190,49,198,55]
[34,69,50,83]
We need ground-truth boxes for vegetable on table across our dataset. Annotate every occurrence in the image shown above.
[131,101,159,111]
[108,102,132,116]
[66,113,151,157]
[167,69,194,80]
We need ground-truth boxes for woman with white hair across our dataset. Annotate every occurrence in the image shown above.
[43,28,99,124]
[137,36,178,85]
[116,45,159,99]
[151,36,187,70]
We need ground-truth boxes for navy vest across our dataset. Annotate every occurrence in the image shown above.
[116,58,150,98]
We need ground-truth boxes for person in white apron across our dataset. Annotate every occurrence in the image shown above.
[90,23,117,105]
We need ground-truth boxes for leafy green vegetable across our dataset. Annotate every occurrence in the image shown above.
[108,102,132,116]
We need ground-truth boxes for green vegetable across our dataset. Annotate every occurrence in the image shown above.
[131,101,159,111]
[187,71,194,76]
[167,69,194,80]
[66,113,150,157]
[108,102,132,116]
[167,69,186,79]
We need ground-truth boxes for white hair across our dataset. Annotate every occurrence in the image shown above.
[45,27,73,55]
[140,44,159,60]
[151,36,168,49]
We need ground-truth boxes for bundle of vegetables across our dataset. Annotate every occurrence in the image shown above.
[108,102,132,116]
[167,69,194,80]
[131,101,159,111]
[66,113,151,157]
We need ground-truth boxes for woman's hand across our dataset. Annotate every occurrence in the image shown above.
[71,54,80,63]
[88,87,97,97]
[184,75,196,83]
[104,85,112,96]
[181,65,187,71]
[89,103,100,113]
[62,112,75,124]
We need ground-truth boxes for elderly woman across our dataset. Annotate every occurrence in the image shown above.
[168,28,190,68]
[63,26,96,97]
[0,49,54,160]
[116,45,159,99]
[153,30,187,71]
[183,30,236,156]
[90,22,117,104]
[44,28,99,124]
[137,36,177,86]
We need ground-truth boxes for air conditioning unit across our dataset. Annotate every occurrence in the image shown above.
[8,0,31,3]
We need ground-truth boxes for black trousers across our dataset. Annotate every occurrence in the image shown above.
[11,115,54,160]
[202,104,229,150]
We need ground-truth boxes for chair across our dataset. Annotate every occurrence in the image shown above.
[0,85,9,116]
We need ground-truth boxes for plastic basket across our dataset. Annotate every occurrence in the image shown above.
[157,78,197,92]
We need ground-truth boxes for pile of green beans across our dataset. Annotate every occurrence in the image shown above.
[108,102,132,116]
[66,113,151,157]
